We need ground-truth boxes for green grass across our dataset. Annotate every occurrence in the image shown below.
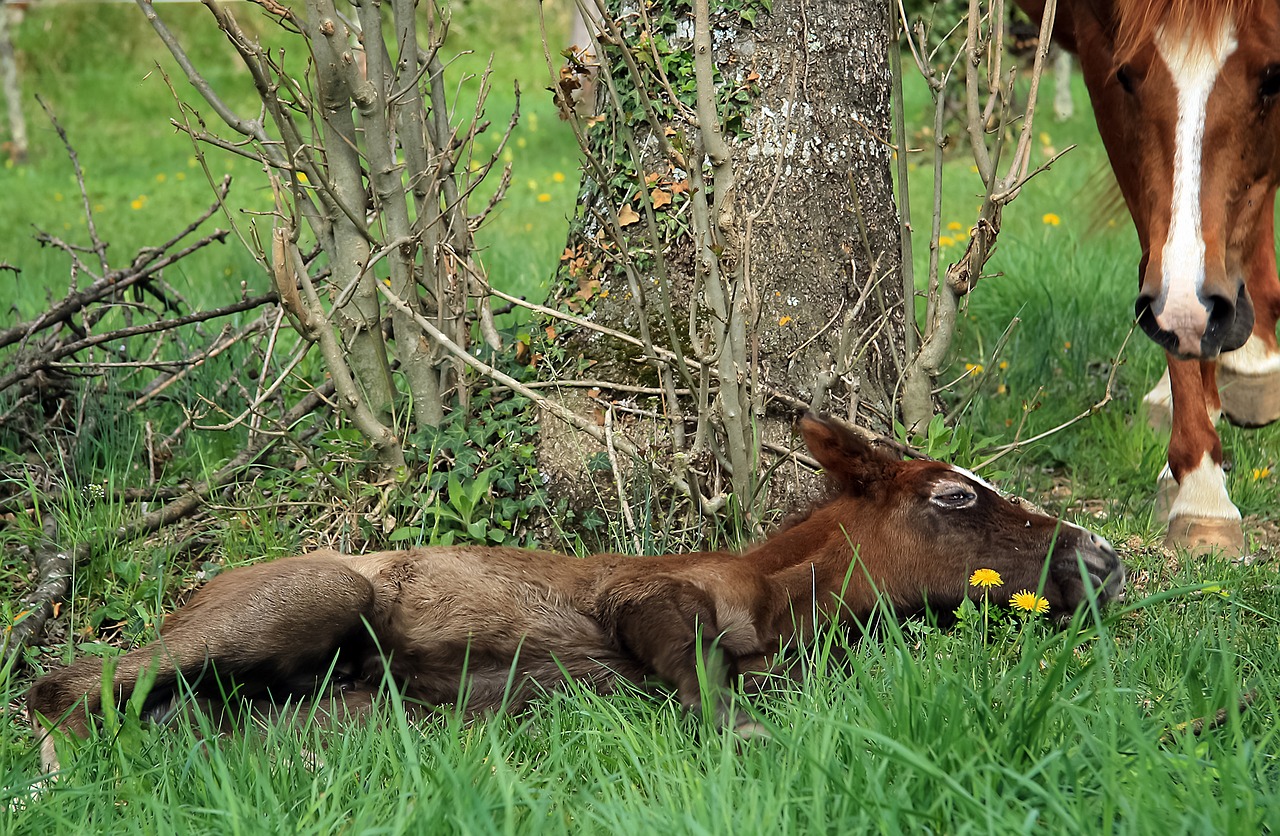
[5,575,1279,833]
[2,5,1280,833]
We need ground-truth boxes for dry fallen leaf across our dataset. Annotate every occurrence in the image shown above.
[651,188,673,209]
[617,204,641,226]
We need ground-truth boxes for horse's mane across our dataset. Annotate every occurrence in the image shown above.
[1113,0,1260,60]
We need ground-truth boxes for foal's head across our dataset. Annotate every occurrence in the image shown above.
[798,414,1125,618]
[1071,0,1280,358]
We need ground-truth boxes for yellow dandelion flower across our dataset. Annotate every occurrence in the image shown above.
[996,384,1007,395]
[998,360,1008,371]
[1253,467,1272,480]
[964,362,984,375]
[516,137,527,148]
[1042,213,1061,226]
[970,568,1003,589]
[1039,131,1052,146]
[1010,590,1050,615]
[1063,341,1072,351]
[155,173,167,183]
[947,221,963,231]
[939,236,956,247]
[130,198,145,210]
[779,315,793,327]
[176,171,187,182]
[537,193,552,203]
[552,172,566,183]
[93,204,105,213]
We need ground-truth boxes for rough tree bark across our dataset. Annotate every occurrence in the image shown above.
[544,0,903,521]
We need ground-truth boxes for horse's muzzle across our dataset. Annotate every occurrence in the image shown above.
[1136,284,1254,360]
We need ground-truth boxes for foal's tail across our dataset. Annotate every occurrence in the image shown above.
[27,551,377,767]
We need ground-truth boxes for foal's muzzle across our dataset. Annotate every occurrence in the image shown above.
[1053,530,1126,609]
[1078,532,1125,603]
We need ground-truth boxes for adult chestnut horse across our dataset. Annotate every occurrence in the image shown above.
[27,414,1124,770]
[1017,0,1280,554]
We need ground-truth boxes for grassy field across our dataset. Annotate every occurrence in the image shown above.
[2,3,1280,833]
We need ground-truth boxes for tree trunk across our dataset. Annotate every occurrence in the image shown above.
[0,1,28,164]
[543,0,903,524]
[731,0,903,426]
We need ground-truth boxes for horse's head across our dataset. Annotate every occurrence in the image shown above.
[1067,0,1280,359]
[798,413,1125,618]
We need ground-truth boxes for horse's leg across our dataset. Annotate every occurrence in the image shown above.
[1143,363,1223,432]
[1053,49,1074,121]
[1218,196,1280,427]
[602,579,752,732]
[1163,357,1244,554]
[27,552,376,770]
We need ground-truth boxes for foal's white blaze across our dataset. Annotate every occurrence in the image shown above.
[1168,452,1241,521]
[1153,22,1238,355]
[949,464,1099,540]
[949,464,998,494]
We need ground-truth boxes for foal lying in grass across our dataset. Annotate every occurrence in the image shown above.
[28,413,1124,768]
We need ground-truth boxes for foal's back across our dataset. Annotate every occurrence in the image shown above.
[336,546,648,708]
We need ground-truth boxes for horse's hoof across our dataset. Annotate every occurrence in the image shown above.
[1218,366,1280,428]
[1164,515,1247,557]
[1155,470,1177,525]
[1142,370,1173,431]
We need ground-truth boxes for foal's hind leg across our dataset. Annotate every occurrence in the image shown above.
[28,551,376,769]
[1218,202,1280,427]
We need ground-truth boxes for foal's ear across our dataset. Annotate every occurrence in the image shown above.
[799,412,893,492]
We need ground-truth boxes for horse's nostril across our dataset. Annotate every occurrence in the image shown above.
[1206,293,1237,331]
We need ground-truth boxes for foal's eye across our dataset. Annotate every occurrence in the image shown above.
[930,484,977,510]
[1115,65,1137,94]
[1260,65,1280,100]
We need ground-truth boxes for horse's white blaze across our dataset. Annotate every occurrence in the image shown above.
[1154,22,1238,354]
[1168,452,1241,521]
[1218,333,1280,375]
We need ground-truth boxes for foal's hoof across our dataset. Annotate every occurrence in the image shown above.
[733,720,772,742]
[1164,515,1246,557]
[1218,366,1280,428]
